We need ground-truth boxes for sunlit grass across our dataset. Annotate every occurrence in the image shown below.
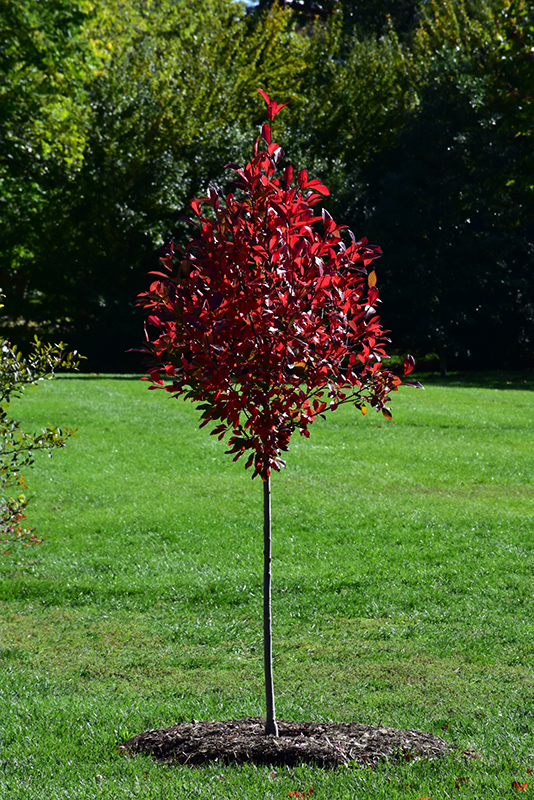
[0,373,533,797]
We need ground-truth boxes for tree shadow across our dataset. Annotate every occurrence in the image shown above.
[414,370,534,391]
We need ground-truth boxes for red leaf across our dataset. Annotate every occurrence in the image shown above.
[298,169,308,187]
[149,369,163,385]
[256,88,288,120]
[256,87,271,105]
[270,145,284,163]
[261,123,272,145]
[190,198,202,216]
[512,782,528,791]
[306,178,329,196]
[322,208,336,237]
[404,354,415,375]
[283,165,293,187]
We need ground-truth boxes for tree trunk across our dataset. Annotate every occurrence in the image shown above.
[263,475,278,736]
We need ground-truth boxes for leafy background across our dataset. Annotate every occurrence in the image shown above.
[1,0,532,372]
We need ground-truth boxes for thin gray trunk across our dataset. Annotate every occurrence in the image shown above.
[263,475,278,736]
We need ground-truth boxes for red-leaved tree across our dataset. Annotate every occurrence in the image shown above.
[138,89,416,736]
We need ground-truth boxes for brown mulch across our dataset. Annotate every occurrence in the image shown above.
[121,717,464,768]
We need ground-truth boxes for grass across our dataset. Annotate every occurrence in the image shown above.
[0,372,533,798]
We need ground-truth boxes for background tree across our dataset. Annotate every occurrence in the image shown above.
[1,0,531,371]
[355,0,534,372]
[0,0,105,302]
[139,91,412,735]
[284,12,418,224]
[0,0,310,370]
[252,0,419,38]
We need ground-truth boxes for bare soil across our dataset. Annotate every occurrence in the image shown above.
[122,717,462,768]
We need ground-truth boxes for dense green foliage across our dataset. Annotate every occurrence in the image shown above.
[0,0,532,370]
[0,375,532,795]
[359,1,534,374]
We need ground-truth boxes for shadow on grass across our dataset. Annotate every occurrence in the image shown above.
[57,370,534,389]
[412,370,534,391]
[55,373,144,380]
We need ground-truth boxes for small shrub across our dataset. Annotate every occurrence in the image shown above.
[0,296,81,550]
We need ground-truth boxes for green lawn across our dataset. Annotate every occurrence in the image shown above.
[0,373,533,798]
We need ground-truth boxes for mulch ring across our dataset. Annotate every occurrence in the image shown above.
[121,717,471,768]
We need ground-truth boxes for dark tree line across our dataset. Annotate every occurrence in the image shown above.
[1,0,532,371]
